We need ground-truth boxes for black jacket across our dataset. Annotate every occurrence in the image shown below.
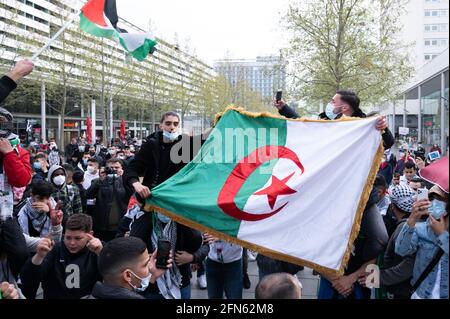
[86,176,129,231]
[129,212,207,290]
[20,243,102,299]
[86,281,145,299]
[0,76,17,103]
[278,104,395,149]
[123,131,200,195]
[0,218,29,280]
[65,144,79,160]
[256,254,303,275]
[381,220,414,298]
[346,190,389,275]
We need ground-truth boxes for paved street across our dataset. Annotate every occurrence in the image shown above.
[190,257,320,299]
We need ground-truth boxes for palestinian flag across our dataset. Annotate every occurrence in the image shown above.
[145,107,384,276]
[80,0,157,61]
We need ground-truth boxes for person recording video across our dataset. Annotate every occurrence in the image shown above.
[86,159,129,242]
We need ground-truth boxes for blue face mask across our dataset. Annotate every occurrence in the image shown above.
[33,162,42,171]
[157,213,171,224]
[162,130,180,141]
[82,159,88,165]
[128,270,151,292]
[429,200,447,220]
[325,103,342,120]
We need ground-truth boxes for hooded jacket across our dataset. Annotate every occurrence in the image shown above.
[48,165,83,224]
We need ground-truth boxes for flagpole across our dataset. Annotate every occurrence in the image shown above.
[31,10,81,61]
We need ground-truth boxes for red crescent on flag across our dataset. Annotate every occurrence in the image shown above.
[218,146,304,221]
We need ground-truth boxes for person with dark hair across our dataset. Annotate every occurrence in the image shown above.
[274,89,394,148]
[408,177,425,193]
[394,150,415,175]
[20,214,103,299]
[17,180,61,239]
[62,163,75,185]
[124,111,208,299]
[255,273,302,299]
[31,153,49,183]
[374,174,391,216]
[48,165,82,226]
[0,108,32,222]
[0,60,34,103]
[72,170,87,214]
[86,158,128,242]
[65,138,79,163]
[360,184,415,299]
[87,237,172,299]
[0,218,29,299]
[400,161,418,186]
[395,186,448,299]
[274,90,390,299]
[378,153,393,186]
[83,158,99,190]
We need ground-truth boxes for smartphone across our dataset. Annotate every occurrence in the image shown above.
[428,151,441,161]
[156,239,171,269]
[417,188,429,201]
[276,90,283,102]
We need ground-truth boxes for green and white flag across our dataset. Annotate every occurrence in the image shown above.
[146,107,383,276]
[80,0,157,61]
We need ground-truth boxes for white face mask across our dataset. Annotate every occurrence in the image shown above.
[162,130,180,141]
[53,175,66,186]
[128,270,152,292]
[325,103,342,120]
[87,166,96,174]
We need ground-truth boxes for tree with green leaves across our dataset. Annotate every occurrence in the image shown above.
[284,0,413,107]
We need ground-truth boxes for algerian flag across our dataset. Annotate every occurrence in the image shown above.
[80,0,157,61]
[145,107,383,276]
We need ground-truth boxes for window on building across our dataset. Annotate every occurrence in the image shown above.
[425,25,431,31]
[431,40,438,45]
[424,54,431,60]
[432,10,438,17]
[425,10,431,17]
[425,40,431,46]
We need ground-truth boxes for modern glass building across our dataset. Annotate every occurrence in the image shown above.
[381,48,449,154]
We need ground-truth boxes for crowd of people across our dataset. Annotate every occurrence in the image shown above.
[0,60,448,300]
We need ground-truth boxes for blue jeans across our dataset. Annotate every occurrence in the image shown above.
[141,284,191,300]
[206,258,243,299]
[318,277,366,299]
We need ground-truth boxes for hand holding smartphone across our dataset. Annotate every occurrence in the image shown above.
[416,188,429,201]
[276,90,283,102]
[156,239,171,269]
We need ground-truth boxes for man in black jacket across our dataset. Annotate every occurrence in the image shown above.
[274,89,395,149]
[88,237,172,299]
[20,214,103,299]
[0,60,34,104]
[86,158,129,242]
[0,218,29,299]
[275,90,391,299]
[123,111,209,299]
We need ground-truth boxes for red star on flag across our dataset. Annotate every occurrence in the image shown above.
[254,172,297,210]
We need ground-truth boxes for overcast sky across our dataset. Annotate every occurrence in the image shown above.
[115,0,291,65]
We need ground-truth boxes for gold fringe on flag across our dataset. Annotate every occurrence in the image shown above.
[144,105,385,277]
